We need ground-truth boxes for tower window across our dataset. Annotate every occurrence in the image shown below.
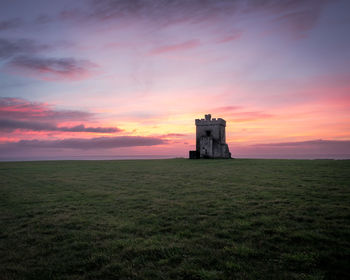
[206,130,211,136]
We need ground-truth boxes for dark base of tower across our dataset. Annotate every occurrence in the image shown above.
[189,150,200,159]
[189,150,231,159]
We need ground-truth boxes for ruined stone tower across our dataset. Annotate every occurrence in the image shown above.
[189,114,231,159]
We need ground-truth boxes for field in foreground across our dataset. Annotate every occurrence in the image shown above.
[0,159,349,280]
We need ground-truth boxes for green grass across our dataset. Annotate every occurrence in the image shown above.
[0,159,349,279]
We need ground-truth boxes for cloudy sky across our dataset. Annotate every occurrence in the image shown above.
[0,0,349,159]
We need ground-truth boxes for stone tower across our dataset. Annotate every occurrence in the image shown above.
[189,114,231,159]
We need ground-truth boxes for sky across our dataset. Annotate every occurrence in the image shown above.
[0,0,350,160]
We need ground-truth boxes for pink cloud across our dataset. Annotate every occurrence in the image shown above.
[0,97,121,135]
[216,31,242,43]
[228,111,274,122]
[212,106,242,112]
[149,39,200,55]
[212,106,274,122]
[0,119,122,133]
[0,97,92,121]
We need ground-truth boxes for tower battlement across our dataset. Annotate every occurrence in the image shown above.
[195,118,226,126]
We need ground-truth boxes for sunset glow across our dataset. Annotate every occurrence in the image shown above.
[1,0,350,159]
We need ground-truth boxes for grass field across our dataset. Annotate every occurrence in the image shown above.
[0,159,349,279]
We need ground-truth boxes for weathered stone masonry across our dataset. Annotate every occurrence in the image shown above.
[189,114,231,159]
